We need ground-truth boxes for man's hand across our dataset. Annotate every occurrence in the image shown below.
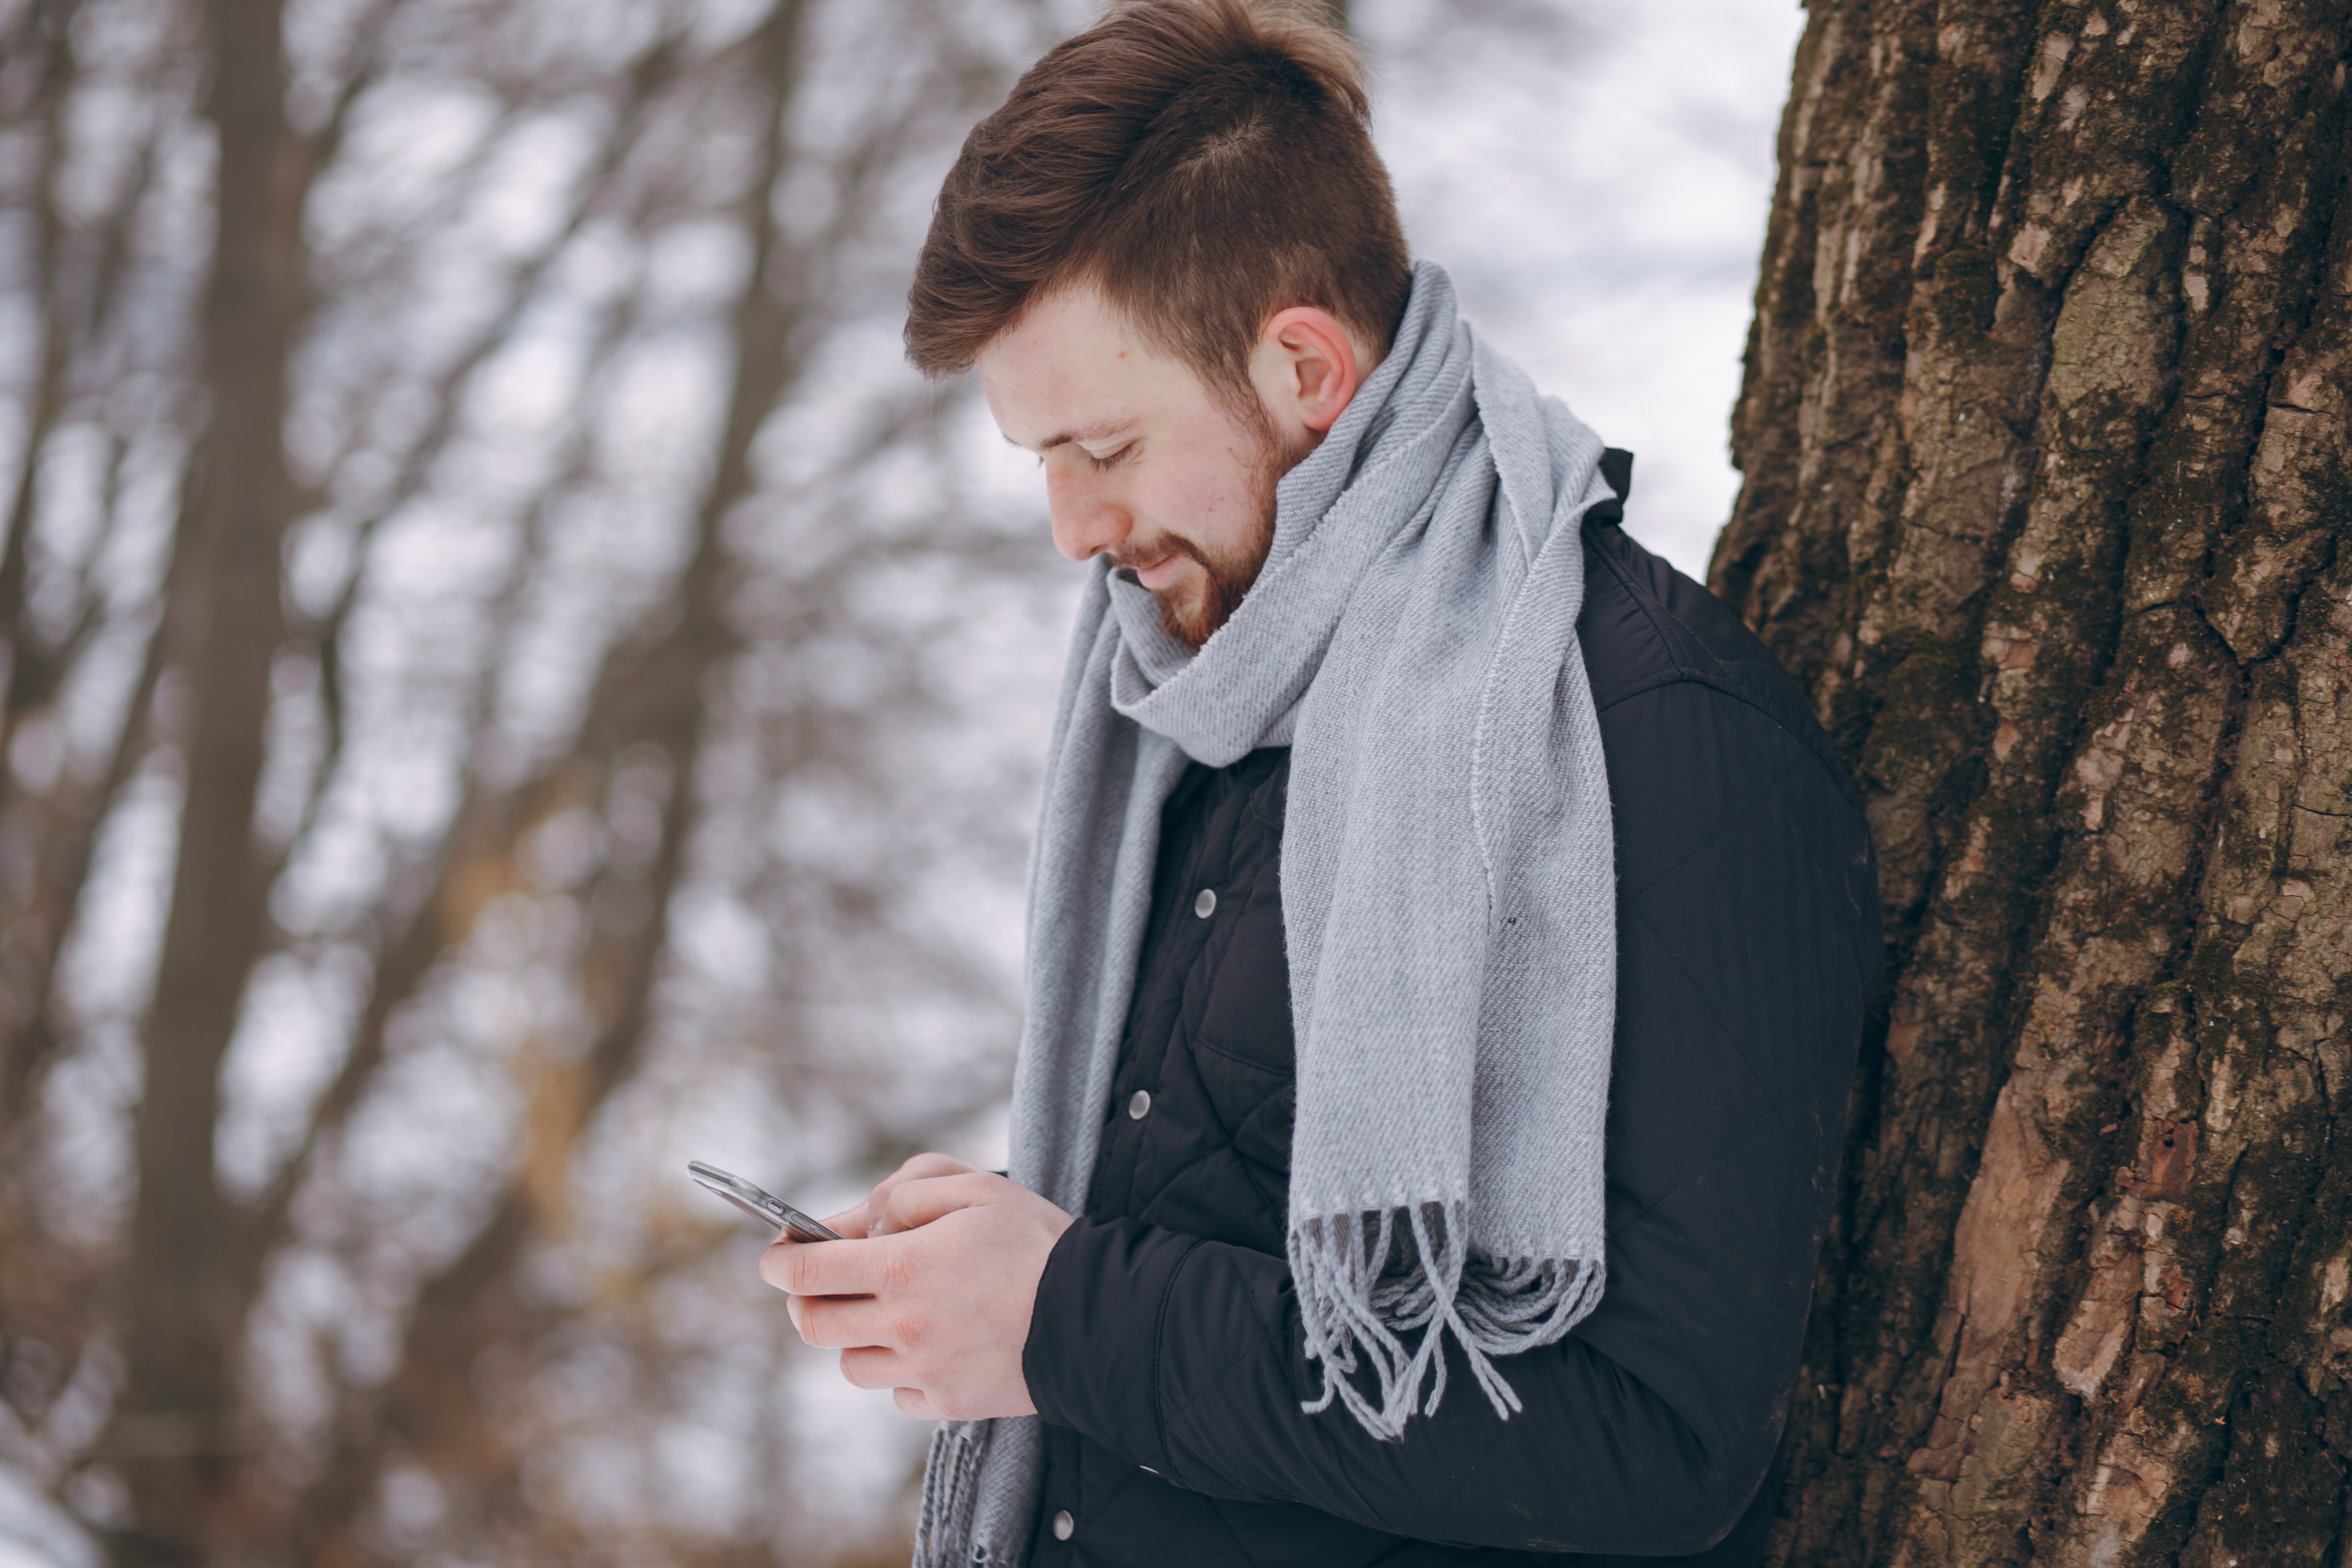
[801,1151,971,1241]
[759,1154,1076,1421]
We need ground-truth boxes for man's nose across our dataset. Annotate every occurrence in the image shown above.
[1046,467,1130,563]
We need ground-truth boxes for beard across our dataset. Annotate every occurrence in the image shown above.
[1144,507,1276,649]
[1115,408,1290,650]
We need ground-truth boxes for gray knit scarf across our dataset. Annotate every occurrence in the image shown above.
[915,263,1617,1567]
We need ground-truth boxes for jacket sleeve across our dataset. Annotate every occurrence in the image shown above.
[1022,675,1880,1557]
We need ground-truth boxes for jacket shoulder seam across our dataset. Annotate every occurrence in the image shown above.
[1595,667,1861,821]
[1583,536,1860,809]
[1585,526,1709,681]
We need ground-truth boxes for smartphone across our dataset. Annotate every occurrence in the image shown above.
[687,1161,844,1243]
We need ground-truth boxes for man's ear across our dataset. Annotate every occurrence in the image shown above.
[1255,306,1361,435]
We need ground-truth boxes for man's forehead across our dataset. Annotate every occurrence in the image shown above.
[978,285,1190,449]
[998,281,1135,353]
[983,375,1146,454]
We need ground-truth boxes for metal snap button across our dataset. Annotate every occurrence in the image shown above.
[1194,887,1216,918]
[1052,1509,1075,1542]
[1127,1089,1151,1120]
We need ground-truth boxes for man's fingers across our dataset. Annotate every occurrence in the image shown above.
[899,1151,979,1183]
[864,1153,979,1236]
[838,1344,905,1392]
[819,1199,874,1238]
[758,1233,888,1297]
[893,1386,943,1420]
[793,1293,903,1352]
[878,1171,1001,1236]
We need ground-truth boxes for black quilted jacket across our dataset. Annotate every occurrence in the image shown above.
[1020,461,1881,1567]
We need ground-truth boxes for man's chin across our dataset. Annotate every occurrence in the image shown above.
[1154,586,1216,650]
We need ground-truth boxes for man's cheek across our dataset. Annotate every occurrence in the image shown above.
[1136,468,1220,542]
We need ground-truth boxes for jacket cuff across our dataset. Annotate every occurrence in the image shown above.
[1023,1216,1202,1469]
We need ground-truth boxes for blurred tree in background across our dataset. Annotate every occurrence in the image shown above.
[0,0,1070,1561]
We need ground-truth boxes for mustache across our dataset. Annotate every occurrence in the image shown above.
[1105,535,1202,574]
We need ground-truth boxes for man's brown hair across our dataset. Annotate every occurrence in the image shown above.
[905,0,1412,406]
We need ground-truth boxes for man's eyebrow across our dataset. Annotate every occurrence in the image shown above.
[1005,420,1132,454]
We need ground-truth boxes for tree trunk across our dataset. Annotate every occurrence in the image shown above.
[107,1,301,1561]
[1714,2,2352,1564]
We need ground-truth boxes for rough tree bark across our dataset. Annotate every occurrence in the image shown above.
[1712,1,2351,1564]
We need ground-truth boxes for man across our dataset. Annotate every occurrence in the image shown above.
[761,3,1880,1565]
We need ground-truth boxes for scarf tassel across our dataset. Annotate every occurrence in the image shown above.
[1289,1203,1605,1441]
[915,1421,990,1567]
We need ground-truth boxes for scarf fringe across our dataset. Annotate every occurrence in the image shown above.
[1288,1202,1605,1441]
[915,1421,990,1567]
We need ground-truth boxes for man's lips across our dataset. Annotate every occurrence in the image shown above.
[1111,547,1192,590]
[1132,552,1186,589]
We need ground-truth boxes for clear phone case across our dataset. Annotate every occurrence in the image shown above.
[687,1161,843,1242]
